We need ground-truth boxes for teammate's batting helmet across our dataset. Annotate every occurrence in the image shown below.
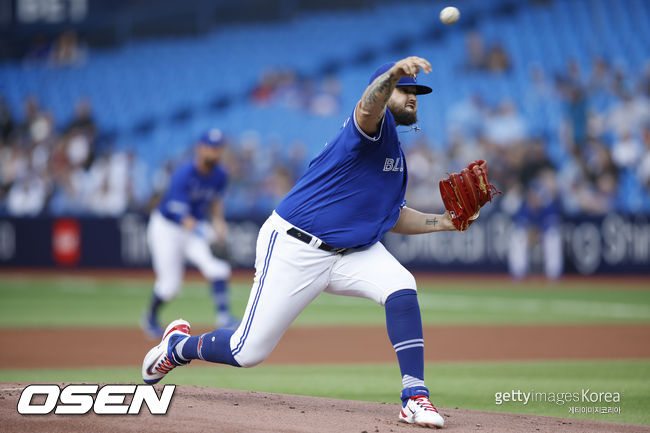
[199,129,225,147]
[369,62,433,95]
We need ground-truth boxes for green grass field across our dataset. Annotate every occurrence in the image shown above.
[1,273,649,425]
[1,274,649,328]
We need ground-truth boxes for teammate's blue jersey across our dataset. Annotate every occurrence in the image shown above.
[276,107,407,249]
[158,160,228,224]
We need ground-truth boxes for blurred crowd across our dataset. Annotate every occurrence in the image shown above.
[23,30,88,69]
[464,31,512,74]
[0,95,152,217]
[250,69,342,117]
[1,46,649,221]
[401,52,649,279]
[404,56,650,219]
[0,94,310,218]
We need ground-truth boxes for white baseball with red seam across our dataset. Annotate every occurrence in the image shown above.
[440,6,460,25]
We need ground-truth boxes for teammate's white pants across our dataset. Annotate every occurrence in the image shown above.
[508,227,529,279]
[230,211,416,367]
[543,226,563,280]
[147,211,231,301]
[508,225,563,280]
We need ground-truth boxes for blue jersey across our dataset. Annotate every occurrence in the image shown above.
[276,108,407,249]
[158,160,228,224]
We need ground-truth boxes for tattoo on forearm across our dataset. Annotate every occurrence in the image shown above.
[426,218,438,226]
[362,71,399,108]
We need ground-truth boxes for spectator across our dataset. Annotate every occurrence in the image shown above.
[83,154,128,216]
[483,99,527,149]
[48,170,85,215]
[485,43,511,74]
[527,65,557,115]
[587,57,613,94]
[404,139,440,212]
[0,147,28,194]
[49,30,87,67]
[86,175,127,216]
[148,159,175,211]
[251,69,341,116]
[66,98,96,137]
[640,62,650,98]
[62,98,97,170]
[123,150,153,212]
[446,94,485,140]
[21,97,54,145]
[606,92,650,137]
[581,138,618,186]
[612,131,643,171]
[309,75,341,116]
[0,96,14,142]
[562,86,589,158]
[464,31,487,71]
[637,126,650,190]
[285,140,308,181]
[7,173,48,216]
[250,69,277,105]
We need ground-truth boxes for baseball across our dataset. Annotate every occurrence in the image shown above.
[440,6,460,25]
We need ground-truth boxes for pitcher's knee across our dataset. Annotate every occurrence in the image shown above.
[154,280,181,301]
[381,272,417,305]
[203,260,232,281]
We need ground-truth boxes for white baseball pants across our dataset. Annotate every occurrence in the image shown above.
[230,211,416,367]
[148,211,231,301]
[508,225,563,280]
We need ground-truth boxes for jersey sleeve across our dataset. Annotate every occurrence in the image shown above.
[161,168,192,224]
[346,106,387,152]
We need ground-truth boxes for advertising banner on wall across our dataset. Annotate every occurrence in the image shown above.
[0,212,648,275]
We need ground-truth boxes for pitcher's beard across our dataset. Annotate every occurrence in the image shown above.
[389,106,417,126]
[202,160,217,171]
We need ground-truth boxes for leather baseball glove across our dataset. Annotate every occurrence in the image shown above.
[439,160,501,231]
[210,241,231,261]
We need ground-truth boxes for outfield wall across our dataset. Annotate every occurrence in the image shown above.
[0,213,648,275]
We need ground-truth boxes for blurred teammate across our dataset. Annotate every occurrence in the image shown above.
[508,169,563,280]
[141,129,238,339]
[143,57,455,428]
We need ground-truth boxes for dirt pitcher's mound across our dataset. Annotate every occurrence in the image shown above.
[1,384,648,433]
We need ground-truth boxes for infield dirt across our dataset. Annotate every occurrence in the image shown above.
[1,384,648,433]
[1,323,649,368]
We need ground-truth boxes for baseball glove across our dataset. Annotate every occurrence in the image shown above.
[210,241,231,261]
[439,160,501,231]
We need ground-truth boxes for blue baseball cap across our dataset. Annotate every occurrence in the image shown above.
[199,128,225,147]
[369,62,432,95]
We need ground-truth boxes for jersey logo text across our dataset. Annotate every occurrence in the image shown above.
[383,158,404,172]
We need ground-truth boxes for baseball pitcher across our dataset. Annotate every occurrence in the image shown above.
[143,57,499,428]
[141,129,238,339]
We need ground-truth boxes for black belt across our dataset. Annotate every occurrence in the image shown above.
[286,227,348,254]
